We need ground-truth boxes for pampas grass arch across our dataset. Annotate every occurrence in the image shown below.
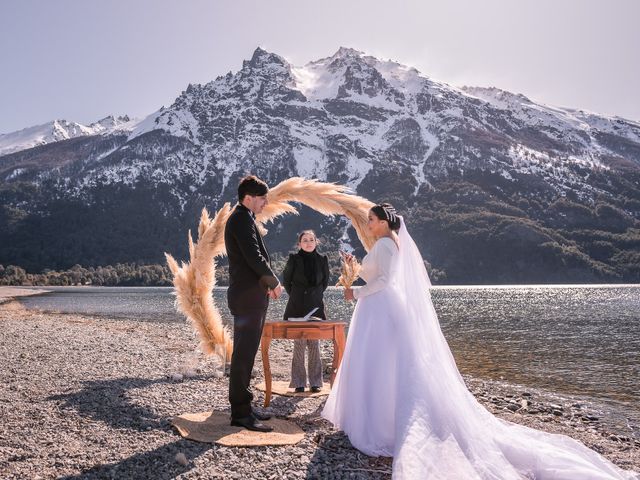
[165,177,375,359]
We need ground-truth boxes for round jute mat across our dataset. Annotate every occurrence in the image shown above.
[255,380,331,398]
[171,411,304,446]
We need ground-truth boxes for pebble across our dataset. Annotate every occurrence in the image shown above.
[175,452,188,466]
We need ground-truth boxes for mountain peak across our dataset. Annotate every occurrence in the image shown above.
[331,47,365,59]
[91,115,132,129]
[305,47,368,70]
[246,47,288,69]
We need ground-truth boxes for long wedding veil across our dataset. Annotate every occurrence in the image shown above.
[391,218,637,479]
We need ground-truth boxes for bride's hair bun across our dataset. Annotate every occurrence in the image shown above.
[371,203,401,232]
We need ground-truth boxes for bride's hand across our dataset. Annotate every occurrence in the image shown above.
[340,251,355,264]
[344,288,355,301]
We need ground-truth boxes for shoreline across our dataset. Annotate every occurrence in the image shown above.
[0,286,51,304]
[1,301,638,479]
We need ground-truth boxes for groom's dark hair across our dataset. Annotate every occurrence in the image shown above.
[238,175,269,201]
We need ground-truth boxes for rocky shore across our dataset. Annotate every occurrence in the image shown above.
[1,300,638,479]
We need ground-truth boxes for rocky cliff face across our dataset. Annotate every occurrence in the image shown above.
[1,47,639,283]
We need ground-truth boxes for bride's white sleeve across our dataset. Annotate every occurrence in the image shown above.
[353,242,393,300]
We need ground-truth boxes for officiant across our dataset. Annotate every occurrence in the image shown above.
[282,229,330,393]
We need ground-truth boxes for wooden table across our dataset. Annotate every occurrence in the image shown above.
[260,321,347,407]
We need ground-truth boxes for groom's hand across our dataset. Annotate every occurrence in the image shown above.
[268,285,284,300]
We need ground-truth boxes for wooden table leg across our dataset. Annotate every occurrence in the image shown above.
[330,325,346,386]
[260,335,272,407]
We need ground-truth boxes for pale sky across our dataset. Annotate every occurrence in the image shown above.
[1,0,639,134]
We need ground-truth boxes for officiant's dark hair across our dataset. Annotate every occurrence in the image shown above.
[238,175,269,201]
[297,229,318,243]
[371,203,401,232]
[292,229,321,251]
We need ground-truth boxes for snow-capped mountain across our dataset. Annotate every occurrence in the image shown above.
[0,115,137,157]
[102,46,640,202]
[1,47,639,283]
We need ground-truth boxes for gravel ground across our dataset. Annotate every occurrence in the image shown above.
[1,300,638,479]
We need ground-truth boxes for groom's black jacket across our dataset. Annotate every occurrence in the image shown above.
[225,203,279,315]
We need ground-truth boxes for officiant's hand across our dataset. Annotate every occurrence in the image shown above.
[344,287,355,301]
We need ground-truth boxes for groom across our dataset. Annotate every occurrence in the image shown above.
[225,175,283,432]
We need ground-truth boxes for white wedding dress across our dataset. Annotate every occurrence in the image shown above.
[322,219,638,480]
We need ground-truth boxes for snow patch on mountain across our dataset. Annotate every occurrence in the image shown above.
[293,145,324,179]
[129,108,199,143]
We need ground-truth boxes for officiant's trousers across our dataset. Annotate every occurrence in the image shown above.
[289,339,323,389]
[229,308,267,419]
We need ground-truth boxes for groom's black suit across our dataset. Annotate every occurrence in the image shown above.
[225,203,279,419]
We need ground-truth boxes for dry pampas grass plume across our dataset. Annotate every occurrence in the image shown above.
[336,252,362,288]
[165,204,233,361]
[167,177,375,358]
[258,177,376,251]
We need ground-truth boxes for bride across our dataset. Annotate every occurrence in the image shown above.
[322,203,637,479]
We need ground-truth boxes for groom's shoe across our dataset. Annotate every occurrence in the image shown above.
[230,416,273,432]
[252,410,272,421]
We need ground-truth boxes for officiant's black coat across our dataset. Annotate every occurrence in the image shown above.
[225,203,279,315]
[282,251,330,320]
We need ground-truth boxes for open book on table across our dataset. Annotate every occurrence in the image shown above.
[286,307,327,322]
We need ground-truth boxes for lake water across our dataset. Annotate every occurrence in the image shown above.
[17,284,640,438]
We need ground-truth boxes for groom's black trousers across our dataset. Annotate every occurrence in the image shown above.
[229,308,267,419]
